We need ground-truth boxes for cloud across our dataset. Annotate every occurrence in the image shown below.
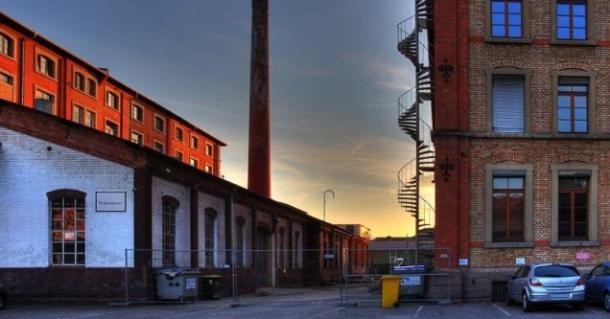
[342,52,414,91]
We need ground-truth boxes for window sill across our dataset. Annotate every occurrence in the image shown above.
[485,37,532,45]
[551,39,596,47]
[485,242,534,249]
[551,240,600,247]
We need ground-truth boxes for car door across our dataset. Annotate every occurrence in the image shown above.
[587,264,604,301]
[508,267,523,301]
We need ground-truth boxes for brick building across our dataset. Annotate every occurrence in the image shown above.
[0,100,369,299]
[0,12,224,175]
[402,0,610,300]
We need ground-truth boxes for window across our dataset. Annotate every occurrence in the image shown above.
[34,89,54,114]
[191,136,199,149]
[558,176,589,241]
[49,190,86,265]
[174,151,183,161]
[492,176,525,242]
[293,231,301,268]
[557,77,588,133]
[74,72,85,91]
[206,143,214,156]
[106,91,120,110]
[556,0,587,40]
[0,32,14,57]
[154,115,166,133]
[175,127,184,141]
[105,120,119,137]
[131,104,144,122]
[491,0,522,38]
[87,78,96,97]
[84,110,96,128]
[153,141,165,153]
[204,208,217,267]
[162,197,178,266]
[37,54,55,78]
[0,72,13,85]
[130,131,143,145]
[492,75,525,133]
[236,217,245,267]
[204,165,213,174]
[72,105,83,124]
[190,157,198,168]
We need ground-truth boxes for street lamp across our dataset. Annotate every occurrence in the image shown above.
[323,189,335,222]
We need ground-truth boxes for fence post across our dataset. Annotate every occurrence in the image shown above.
[231,247,239,307]
[124,248,129,304]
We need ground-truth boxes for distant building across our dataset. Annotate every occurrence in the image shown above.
[335,224,371,240]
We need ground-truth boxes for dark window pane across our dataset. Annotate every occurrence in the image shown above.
[574,121,587,132]
[558,208,571,222]
[77,254,85,264]
[558,120,571,132]
[574,109,587,121]
[558,108,570,120]
[507,2,521,13]
[492,14,505,25]
[64,254,75,264]
[493,178,508,189]
[64,243,75,253]
[573,4,586,16]
[573,28,586,40]
[492,25,505,37]
[557,16,570,27]
[557,28,570,39]
[508,26,521,37]
[557,4,570,15]
[534,265,580,277]
[491,1,505,13]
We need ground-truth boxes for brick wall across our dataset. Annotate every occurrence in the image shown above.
[0,126,134,268]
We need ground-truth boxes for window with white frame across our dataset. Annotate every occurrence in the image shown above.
[154,115,166,133]
[153,141,165,153]
[0,32,14,57]
[37,54,56,78]
[130,131,143,145]
[34,89,55,114]
[205,143,214,157]
[106,91,120,110]
[105,120,119,137]
[131,103,144,122]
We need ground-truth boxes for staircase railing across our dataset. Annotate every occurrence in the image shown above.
[419,118,434,152]
[397,158,417,191]
[397,88,417,118]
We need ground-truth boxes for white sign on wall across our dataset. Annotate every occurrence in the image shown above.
[516,257,526,266]
[96,192,127,212]
[459,258,469,267]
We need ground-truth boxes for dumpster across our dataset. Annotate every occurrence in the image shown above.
[393,264,427,297]
[380,275,401,308]
[155,268,200,301]
[200,274,221,300]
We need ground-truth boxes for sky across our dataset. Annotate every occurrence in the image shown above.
[1,0,432,237]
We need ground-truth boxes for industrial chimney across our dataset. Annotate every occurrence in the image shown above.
[248,0,271,197]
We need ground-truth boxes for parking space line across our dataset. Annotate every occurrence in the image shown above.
[492,303,512,318]
[414,305,424,318]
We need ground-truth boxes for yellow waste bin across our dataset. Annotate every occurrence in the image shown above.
[381,275,401,308]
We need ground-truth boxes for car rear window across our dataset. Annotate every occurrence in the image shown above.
[534,265,580,277]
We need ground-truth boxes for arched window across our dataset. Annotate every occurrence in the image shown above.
[278,227,285,268]
[235,216,246,267]
[293,231,300,269]
[48,189,86,265]
[0,32,14,57]
[162,196,179,266]
[204,208,217,267]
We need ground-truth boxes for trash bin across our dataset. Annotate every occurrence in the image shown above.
[393,264,427,297]
[200,274,221,300]
[155,268,200,301]
[381,275,401,308]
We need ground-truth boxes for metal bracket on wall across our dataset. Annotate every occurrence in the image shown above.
[438,59,454,83]
[439,156,455,182]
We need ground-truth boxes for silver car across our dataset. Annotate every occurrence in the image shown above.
[506,263,586,312]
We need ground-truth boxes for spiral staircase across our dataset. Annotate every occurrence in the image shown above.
[396,0,435,256]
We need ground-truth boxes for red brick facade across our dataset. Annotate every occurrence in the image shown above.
[0,12,224,176]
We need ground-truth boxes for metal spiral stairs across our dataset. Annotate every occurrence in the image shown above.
[396,0,435,252]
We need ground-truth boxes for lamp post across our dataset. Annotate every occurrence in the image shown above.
[323,189,335,222]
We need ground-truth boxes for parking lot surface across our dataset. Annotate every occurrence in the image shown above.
[2,288,610,319]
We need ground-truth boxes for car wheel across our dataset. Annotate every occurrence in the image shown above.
[522,293,532,312]
[604,293,610,312]
[573,303,585,311]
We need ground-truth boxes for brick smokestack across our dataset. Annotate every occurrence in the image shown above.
[248,0,271,197]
